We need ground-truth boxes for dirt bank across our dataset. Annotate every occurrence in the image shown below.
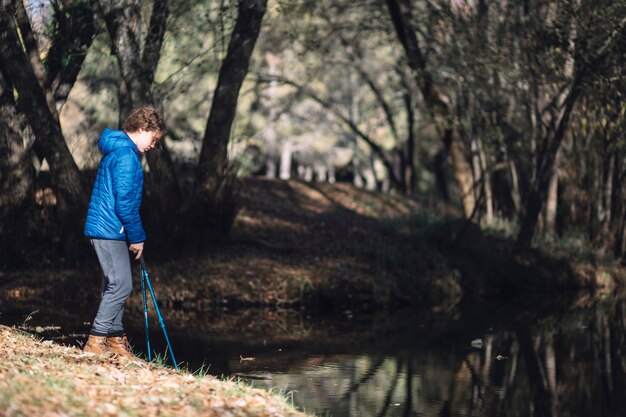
[2,178,624,317]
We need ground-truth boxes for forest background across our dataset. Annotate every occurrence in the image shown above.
[1,0,625,282]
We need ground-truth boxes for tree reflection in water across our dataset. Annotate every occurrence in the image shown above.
[240,295,626,417]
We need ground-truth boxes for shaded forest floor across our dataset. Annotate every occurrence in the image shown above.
[2,178,624,320]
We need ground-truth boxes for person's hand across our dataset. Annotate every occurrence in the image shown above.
[129,242,144,260]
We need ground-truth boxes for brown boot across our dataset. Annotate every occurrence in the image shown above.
[83,335,108,354]
[106,336,135,359]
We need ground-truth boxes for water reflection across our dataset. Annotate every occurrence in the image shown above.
[3,292,626,416]
[223,295,626,417]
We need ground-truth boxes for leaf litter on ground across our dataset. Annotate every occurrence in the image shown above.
[0,325,307,417]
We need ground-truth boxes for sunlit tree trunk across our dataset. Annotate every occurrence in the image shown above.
[265,75,404,190]
[315,164,327,182]
[303,165,313,182]
[265,120,278,177]
[352,156,364,188]
[279,139,293,180]
[328,164,336,183]
[510,161,523,217]
[544,153,560,237]
[366,153,378,191]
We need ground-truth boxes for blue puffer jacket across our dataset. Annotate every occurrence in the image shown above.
[84,129,146,243]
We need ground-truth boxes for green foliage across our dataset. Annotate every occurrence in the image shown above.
[481,215,519,239]
[4,0,626,261]
[538,232,618,267]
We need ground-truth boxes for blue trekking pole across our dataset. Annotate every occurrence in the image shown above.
[140,267,151,361]
[139,256,179,370]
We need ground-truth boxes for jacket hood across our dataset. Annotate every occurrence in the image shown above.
[98,128,139,155]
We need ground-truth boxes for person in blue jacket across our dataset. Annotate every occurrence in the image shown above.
[83,107,165,358]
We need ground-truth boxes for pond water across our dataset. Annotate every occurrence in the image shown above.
[3,290,626,417]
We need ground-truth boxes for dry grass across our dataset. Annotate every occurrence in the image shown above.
[0,325,307,417]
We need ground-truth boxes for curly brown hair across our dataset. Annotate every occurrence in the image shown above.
[123,107,166,142]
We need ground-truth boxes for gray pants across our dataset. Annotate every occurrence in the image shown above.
[90,239,133,336]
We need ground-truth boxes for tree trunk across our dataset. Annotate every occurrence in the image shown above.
[279,139,293,180]
[393,149,405,192]
[517,13,626,248]
[267,76,404,190]
[315,164,327,182]
[196,0,266,189]
[264,52,279,178]
[304,165,313,182]
[12,0,59,121]
[544,152,560,237]
[0,68,35,265]
[611,153,625,259]
[587,145,601,244]
[97,0,149,106]
[433,148,449,201]
[0,69,32,214]
[347,44,409,193]
[616,211,626,262]
[478,137,494,225]
[509,160,523,217]
[265,127,278,177]
[386,0,476,217]
[0,0,88,217]
[470,135,481,203]
[142,0,168,87]
[446,128,476,217]
[191,0,267,246]
[598,151,615,249]
[352,155,364,188]
[328,164,336,183]
[403,89,417,194]
[45,1,95,111]
[516,80,581,248]
[95,0,181,223]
